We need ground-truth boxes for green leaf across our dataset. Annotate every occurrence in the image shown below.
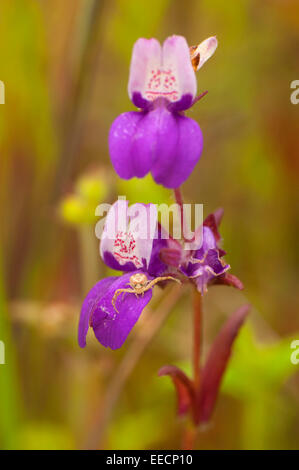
[222,324,298,399]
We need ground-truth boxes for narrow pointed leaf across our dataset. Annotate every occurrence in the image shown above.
[158,365,195,416]
[212,272,244,290]
[203,213,221,242]
[198,304,250,423]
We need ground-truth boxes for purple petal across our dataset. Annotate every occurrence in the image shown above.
[91,272,153,350]
[147,225,169,277]
[129,107,178,177]
[109,106,179,181]
[151,114,203,188]
[78,277,117,348]
[180,227,216,278]
[128,38,162,108]
[100,200,157,271]
[109,104,203,189]
[192,249,230,293]
[109,111,144,179]
[109,107,176,179]
[192,226,217,261]
[200,226,217,252]
[205,249,230,277]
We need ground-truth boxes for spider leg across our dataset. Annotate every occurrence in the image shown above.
[112,288,134,313]
[146,276,181,290]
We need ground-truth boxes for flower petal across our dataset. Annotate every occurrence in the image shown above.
[100,200,157,272]
[109,106,180,180]
[128,35,196,110]
[91,272,153,350]
[163,35,197,111]
[190,36,218,72]
[130,107,178,177]
[78,276,117,348]
[109,111,144,179]
[147,223,169,277]
[205,249,230,277]
[128,38,162,108]
[182,227,217,278]
[151,115,203,189]
[192,226,217,260]
[192,249,230,293]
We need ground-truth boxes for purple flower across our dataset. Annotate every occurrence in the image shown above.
[78,272,154,350]
[109,35,217,189]
[160,209,243,294]
[180,226,230,294]
[78,200,178,350]
[78,202,242,350]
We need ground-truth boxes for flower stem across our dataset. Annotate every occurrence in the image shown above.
[173,187,194,243]
[173,187,185,238]
[181,424,197,450]
[175,187,202,449]
[181,289,202,450]
[174,187,202,387]
[193,289,202,390]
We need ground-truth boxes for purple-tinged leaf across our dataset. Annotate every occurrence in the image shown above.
[203,213,221,242]
[213,207,224,227]
[212,272,244,290]
[198,304,250,423]
[158,365,195,416]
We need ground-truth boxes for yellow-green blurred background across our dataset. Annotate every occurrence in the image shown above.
[0,0,299,450]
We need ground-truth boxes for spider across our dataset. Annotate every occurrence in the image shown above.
[112,272,181,313]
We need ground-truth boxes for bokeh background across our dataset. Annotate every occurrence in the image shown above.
[0,0,299,450]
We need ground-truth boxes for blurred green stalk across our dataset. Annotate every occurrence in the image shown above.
[0,250,21,449]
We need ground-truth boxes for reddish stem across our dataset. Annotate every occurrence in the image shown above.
[174,187,202,388]
[192,90,208,105]
[173,187,195,243]
[193,289,202,391]
[181,291,202,450]
[181,425,197,450]
[173,187,184,237]
[175,187,203,449]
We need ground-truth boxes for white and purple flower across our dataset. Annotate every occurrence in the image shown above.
[109,35,217,189]
[78,201,242,350]
[78,201,172,350]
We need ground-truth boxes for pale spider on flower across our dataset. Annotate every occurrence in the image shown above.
[112,272,181,313]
